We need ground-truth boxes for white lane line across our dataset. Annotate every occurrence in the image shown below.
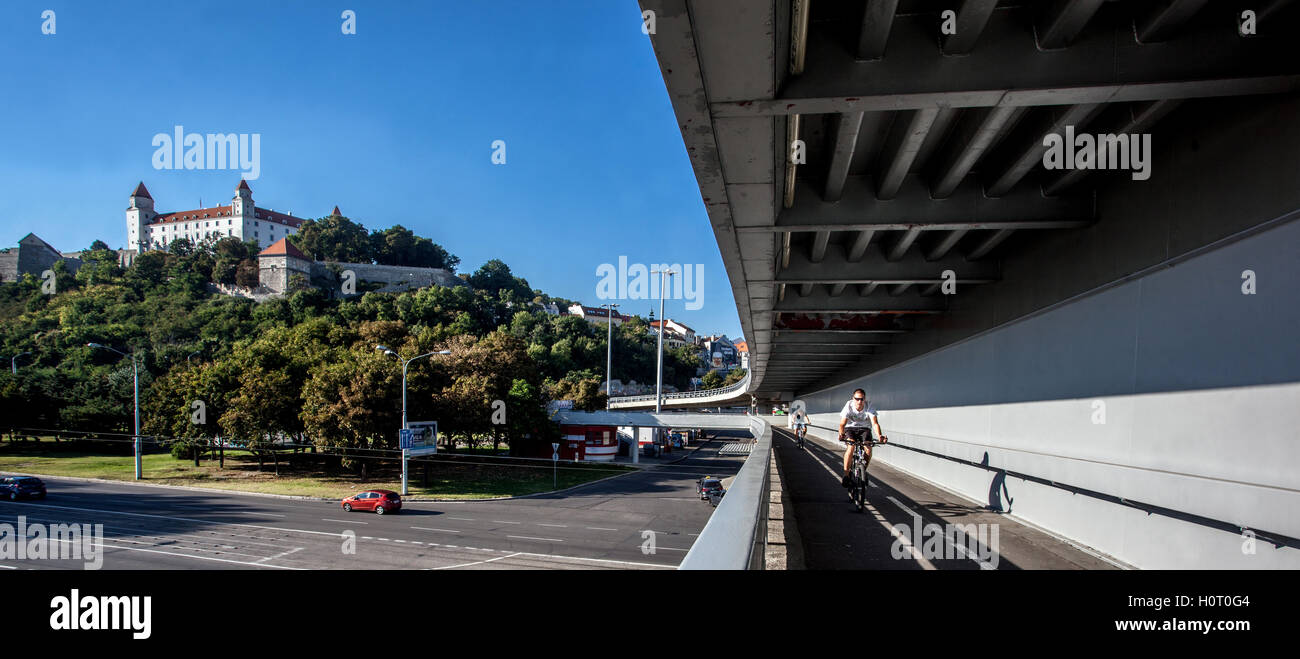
[447,517,476,521]
[657,547,690,552]
[431,552,522,570]
[47,534,302,570]
[411,527,461,533]
[321,518,362,524]
[507,535,564,543]
[492,520,520,525]
[0,564,17,569]
[393,539,406,543]
[802,443,935,570]
[512,552,673,569]
[10,502,353,539]
[537,523,567,528]
[253,513,288,517]
[884,495,994,569]
[586,527,618,531]
[256,547,303,564]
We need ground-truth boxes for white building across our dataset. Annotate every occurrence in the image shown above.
[126,179,311,253]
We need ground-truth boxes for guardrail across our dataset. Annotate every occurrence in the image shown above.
[608,369,751,405]
[678,414,771,570]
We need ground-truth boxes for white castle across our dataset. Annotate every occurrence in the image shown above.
[126,179,311,252]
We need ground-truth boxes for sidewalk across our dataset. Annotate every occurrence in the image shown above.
[773,427,1124,570]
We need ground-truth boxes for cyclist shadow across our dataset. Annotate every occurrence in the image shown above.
[981,452,1014,514]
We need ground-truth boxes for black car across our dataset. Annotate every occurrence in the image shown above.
[697,477,724,500]
[1,476,46,501]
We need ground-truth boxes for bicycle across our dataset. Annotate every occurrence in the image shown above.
[793,422,807,449]
[842,435,885,513]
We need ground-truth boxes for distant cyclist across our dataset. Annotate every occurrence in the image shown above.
[791,410,809,445]
[837,389,886,487]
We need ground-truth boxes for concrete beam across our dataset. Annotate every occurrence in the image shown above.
[711,10,1300,117]
[1136,0,1210,43]
[933,106,1025,198]
[776,242,1000,284]
[987,103,1104,197]
[740,176,1093,233]
[878,108,939,199]
[824,112,865,201]
[775,291,948,312]
[1037,0,1106,49]
[857,0,900,59]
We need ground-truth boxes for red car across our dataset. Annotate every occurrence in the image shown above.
[341,490,402,515]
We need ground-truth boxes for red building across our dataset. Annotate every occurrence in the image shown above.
[557,425,620,462]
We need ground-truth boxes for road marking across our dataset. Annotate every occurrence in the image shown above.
[507,535,564,542]
[800,441,935,570]
[0,564,17,569]
[411,527,461,533]
[393,539,406,543]
[447,517,476,521]
[513,552,673,569]
[657,547,690,552]
[491,520,520,525]
[7,501,353,539]
[253,513,287,517]
[884,495,994,569]
[431,552,522,570]
[321,518,361,524]
[537,523,567,528]
[256,547,303,564]
[586,527,618,531]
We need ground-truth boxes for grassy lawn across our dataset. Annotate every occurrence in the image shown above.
[0,440,632,500]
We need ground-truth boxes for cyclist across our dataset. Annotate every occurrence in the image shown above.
[791,410,809,445]
[837,388,887,487]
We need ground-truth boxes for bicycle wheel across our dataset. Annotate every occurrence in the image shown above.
[853,461,867,512]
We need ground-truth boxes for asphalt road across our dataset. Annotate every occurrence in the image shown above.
[0,433,750,571]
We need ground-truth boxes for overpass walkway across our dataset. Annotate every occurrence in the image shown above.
[772,425,1121,570]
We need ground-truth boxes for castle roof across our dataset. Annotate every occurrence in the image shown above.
[147,205,305,228]
[258,237,309,260]
[332,206,341,216]
[237,179,252,192]
[131,182,152,199]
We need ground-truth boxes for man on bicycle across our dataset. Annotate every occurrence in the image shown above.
[791,410,809,443]
[837,388,887,487]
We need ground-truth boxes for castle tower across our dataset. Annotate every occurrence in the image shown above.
[232,178,254,218]
[125,182,155,252]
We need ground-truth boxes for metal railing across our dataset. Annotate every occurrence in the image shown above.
[609,369,751,405]
[678,414,771,570]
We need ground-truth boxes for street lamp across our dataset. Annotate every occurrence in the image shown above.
[88,343,142,480]
[603,302,619,409]
[376,345,451,495]
[3,352,31,375]
[650,268,677,414]
[186,350,201,364]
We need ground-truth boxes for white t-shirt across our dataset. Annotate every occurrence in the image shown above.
[840,400,877,428]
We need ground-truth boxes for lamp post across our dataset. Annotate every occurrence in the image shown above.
[376,345,451,495]
[187,350,201,365]
[603,302,619,409]
[88,343,141,480]
[4,352,31,375]
[650,268,677,415]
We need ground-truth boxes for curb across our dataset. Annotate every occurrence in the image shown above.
[0,466,640,503]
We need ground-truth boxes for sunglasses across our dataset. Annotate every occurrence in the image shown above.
[853,397,865,401]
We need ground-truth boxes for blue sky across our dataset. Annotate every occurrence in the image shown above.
[0,0,742,339]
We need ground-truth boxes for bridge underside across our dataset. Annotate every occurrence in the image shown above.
[641,0,1300,398]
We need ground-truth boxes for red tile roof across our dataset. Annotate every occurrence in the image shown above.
[257,237,309,259]
[237,179,251,192]
[131,182,152,199]
[332,206,341,216]
[147,205,304,228]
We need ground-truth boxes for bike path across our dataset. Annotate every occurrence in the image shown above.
[773,428,1121,570]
